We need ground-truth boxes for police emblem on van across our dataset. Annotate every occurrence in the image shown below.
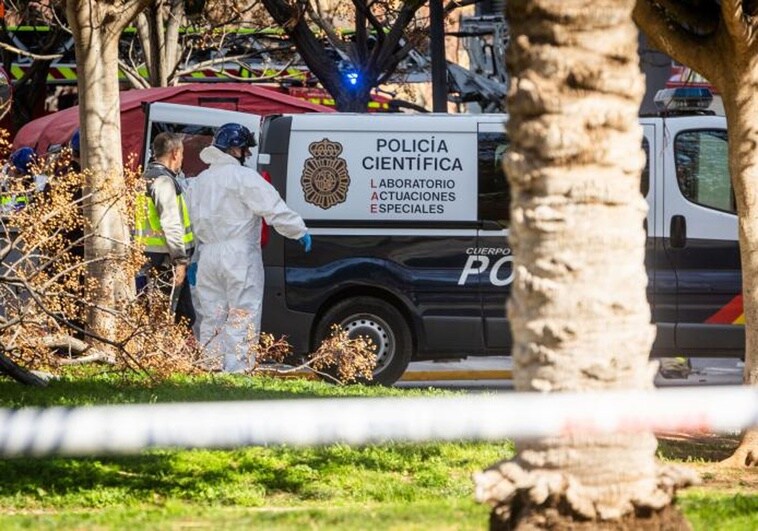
[301,138,350,209]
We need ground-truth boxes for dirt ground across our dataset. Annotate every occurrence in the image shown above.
[656,431,757,492]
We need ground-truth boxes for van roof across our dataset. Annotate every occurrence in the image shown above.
[286,112,507,133]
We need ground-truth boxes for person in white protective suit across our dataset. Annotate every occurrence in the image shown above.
[187,123,312,373]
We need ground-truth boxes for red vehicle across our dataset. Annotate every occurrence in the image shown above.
[13,83,331,167]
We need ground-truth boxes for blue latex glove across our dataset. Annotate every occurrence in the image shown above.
[298,232,312,253]
[187,262,198,286]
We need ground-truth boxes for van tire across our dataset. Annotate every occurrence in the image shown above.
[314,297,412,386]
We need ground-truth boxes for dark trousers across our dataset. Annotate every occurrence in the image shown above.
[142,252,196,328]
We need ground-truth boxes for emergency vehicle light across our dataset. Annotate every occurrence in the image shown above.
[654,87,713,112]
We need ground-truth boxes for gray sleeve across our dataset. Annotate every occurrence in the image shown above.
[150,176,189,264]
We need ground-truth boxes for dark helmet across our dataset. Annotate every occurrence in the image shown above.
[10,147,36,175]
[70,129,80,154]
[212,123,256,151]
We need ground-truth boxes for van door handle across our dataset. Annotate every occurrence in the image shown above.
[670,215,687,249]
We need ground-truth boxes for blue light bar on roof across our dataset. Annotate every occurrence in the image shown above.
[654,87,713,112]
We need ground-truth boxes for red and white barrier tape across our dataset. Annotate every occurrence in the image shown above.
[0,385,755,457]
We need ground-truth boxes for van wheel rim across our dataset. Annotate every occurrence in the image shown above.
[341,315,394,373]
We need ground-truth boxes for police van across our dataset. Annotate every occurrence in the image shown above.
[143,88,741,385]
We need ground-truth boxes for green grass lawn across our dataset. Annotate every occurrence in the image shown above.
[0,373,754,530]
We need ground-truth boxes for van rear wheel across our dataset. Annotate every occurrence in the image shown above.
[314,297,412,386]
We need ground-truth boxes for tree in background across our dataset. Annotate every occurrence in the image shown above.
[122,0,275,88]
[129,0,187,87]
[65,0,151,342]
[475,0,696,527]
[2,1,277,104]
[259,0,460,111]
[634,0,758,469]
[0,2,69,130]
[3,1,467,113]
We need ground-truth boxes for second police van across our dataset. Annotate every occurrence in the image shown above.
[143,88,741,385]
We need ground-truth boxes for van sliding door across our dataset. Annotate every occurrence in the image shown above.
[661,116,742,355]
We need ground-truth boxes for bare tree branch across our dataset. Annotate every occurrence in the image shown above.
[172,53,259,78]
[305,0,346,53]
[444,0,478,15]
[720,0,752,46]
[0,346,48,386]
[58,351,116,364]
[354,0,386,51]
[633,0,723,90]
[0,41,63,60]
[118,58,151,89]
[368,0,424,79]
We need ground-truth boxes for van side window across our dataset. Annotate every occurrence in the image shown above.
[641,137,650,197]
[674,129,734,213]
[478,132,510,227]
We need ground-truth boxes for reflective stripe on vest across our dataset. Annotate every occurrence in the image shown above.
[134,192,194,251]
[0,195,29,209]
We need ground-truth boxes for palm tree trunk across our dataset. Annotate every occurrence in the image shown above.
[475,1,695,527]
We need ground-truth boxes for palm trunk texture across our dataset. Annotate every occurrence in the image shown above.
[474,1,696,528]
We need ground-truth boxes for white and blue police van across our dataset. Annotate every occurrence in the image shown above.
[142,87,741,385]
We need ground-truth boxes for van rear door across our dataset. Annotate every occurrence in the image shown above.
[142,102,261,176]
[641,119,677,354]
[476,121,512,352]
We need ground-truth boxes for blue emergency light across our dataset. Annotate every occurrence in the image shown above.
[654,87,713,112]
[337,59,362,90]
[345,70,359,87]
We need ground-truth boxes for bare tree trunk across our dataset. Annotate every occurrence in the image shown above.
[720,84,758,467]
[164,0,183,80]
[337,88,372,112]
[633,0,758,470]
[66,0,147,341]
[146,2,168,87]
[136,0,186,87]
[475,1,695,527]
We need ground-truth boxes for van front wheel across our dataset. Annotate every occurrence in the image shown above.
[314,297,412,386]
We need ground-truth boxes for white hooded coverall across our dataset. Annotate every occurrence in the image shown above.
[188,146,307,372]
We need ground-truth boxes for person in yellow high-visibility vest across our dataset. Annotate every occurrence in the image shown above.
[0,147,42,214]
[135,132,195,325]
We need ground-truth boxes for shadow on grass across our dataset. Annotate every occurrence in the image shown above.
[656,432,740,462]
[0,372,442,409]
[0,373,489,507]
[0,453,221,500]
[0,441,510,506]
